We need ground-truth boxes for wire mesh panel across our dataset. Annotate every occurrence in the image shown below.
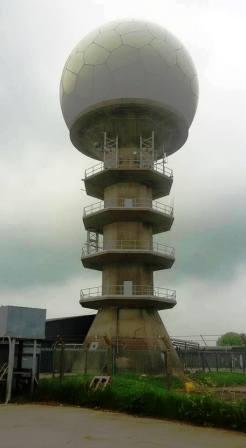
[178,349,246,373]
[40,344,246,377]
[40,345,166,376]
[115,349,165,375]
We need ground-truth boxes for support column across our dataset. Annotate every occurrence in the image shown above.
[5,338,15,404]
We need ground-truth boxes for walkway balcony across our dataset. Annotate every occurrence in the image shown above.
[83,199,174,234]
[80,285,176,310]
[81,240,175,271]
[83,158,173,200]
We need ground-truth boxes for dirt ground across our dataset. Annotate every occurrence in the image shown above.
[0,404,245,448]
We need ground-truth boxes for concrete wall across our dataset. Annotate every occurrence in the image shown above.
[104,182,152,206]
[102,176,154,292]
[102,263,153,292]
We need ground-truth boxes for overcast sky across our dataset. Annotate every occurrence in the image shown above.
[1,0,246,342]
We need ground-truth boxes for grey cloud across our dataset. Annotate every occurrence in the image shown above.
[0,0,246,306]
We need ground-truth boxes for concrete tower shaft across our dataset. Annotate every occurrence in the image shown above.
[79,133,181,374]
[81,133,175,309]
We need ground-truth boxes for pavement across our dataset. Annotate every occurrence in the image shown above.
[0,404,245,448]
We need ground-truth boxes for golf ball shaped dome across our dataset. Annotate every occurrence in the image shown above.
[60,20,198,159]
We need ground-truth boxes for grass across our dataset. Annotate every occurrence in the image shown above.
[191,372,246,387]
[33,373,246,432]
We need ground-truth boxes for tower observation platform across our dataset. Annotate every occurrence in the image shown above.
[60,20,198,373]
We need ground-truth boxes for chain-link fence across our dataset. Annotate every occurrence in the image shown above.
[178,348,246,373]
[40,344,167,377]
[39,343,246,378]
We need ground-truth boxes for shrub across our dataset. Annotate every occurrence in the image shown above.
[33,375,246,432]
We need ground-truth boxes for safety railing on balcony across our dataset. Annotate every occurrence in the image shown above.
[83,199,174,217]
[81,240,175,258]
[83,201,103,215]
[84,158,173,178]
[80,285,176,300]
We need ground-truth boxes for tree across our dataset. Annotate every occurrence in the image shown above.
[216,332,245,347]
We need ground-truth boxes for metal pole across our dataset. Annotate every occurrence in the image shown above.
[200,334,207,346]
[112,346,116,376]
[215,352,219,372]
[5,337,15,404]
[116,308,119,355]
[201,351,205,372]
[31,340,37,394]
[84,348,88,375]
[139,136,142,167]
[116,136,118,167]
[166,350,172,390]
[59,341,65,382]
[52,344,56,379]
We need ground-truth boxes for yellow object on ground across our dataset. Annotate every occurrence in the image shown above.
[184,381,197,393]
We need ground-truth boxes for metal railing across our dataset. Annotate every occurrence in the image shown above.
[85,162,103,177]
[83,199,173,217]
[84,158,173,178]
[153,200,174,215]
[154,159,172,176]
[80,285,176,300]
[81,240,175,258]
[84,201,103,216]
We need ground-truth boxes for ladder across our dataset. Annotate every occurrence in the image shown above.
[87,230,99,253]
[89,376,112,391]
[103,132,119,169]
[140,132,155,168]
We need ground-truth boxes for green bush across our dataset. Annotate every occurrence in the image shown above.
[33,375,246,432]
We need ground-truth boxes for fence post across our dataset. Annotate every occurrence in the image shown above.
[106,347,111,375]
[59,342,65,382]
[52,346,56,379]
[215,353,219,372]
[165,350,172,390]
[31,340,37,394]
[84,348,88,375]
[201,352,205,372]
[112,346,116,376]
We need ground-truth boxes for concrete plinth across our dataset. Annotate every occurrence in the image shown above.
[83,307,183,376]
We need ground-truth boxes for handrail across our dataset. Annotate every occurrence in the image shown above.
[153,200,174,215]
[83,201,103,215]
[84,158,173,178]
[85,162,103,177]
[81,240,175,258]
[83,199,174,217]
[80,285,176,300]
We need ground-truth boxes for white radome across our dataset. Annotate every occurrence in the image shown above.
[60,20,199,158]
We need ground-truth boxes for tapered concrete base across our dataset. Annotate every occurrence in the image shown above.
[83,307,183,376]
